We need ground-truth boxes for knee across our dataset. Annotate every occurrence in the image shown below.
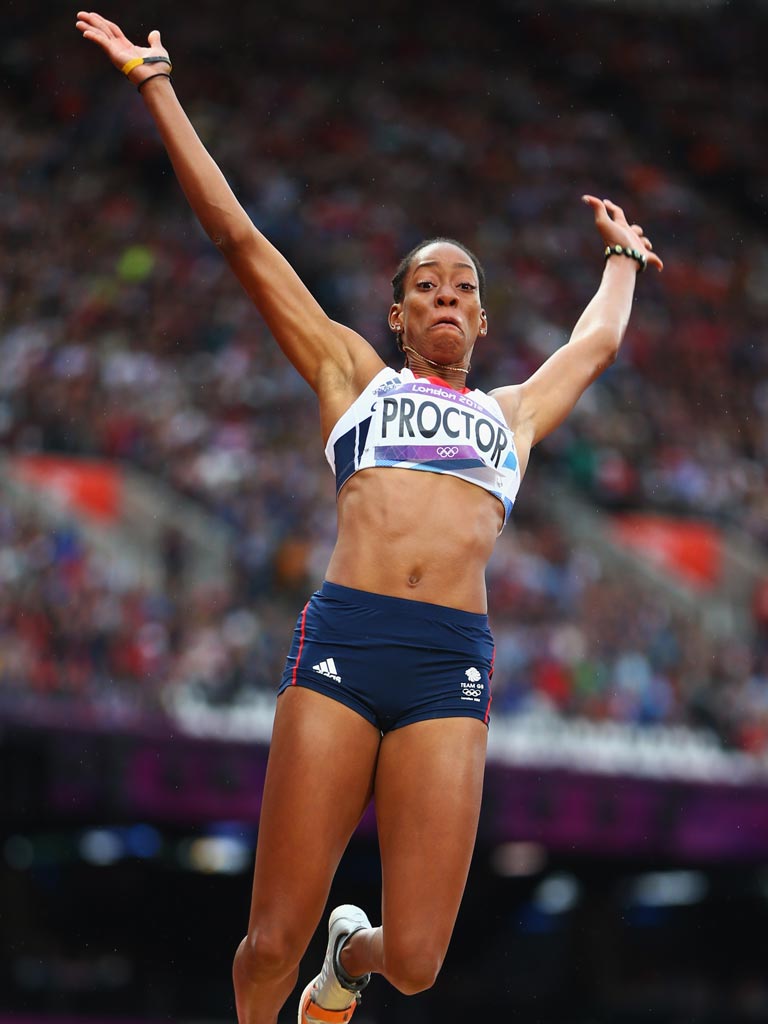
[383,938,443,996]
[233,923,304,988]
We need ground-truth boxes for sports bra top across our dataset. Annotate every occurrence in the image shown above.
[325,367,521,527]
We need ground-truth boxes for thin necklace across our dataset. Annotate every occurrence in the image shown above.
[402,344,470,375]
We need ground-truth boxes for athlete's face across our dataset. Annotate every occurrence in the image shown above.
[389,242,487,363]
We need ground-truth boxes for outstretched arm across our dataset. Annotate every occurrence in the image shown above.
[75,12,382,396]
[491,196,662,450]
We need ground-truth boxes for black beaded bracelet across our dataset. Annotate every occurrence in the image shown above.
[604,243,647,272]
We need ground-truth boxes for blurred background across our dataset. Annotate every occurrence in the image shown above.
[2,0,768,1021]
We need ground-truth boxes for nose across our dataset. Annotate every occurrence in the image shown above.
[435,285,458,306]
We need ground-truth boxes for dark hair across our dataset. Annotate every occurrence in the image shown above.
[391,237,487,305]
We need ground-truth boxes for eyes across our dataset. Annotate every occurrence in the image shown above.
[415,279,477,292]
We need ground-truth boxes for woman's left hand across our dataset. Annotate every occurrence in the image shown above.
[582,195,663,273]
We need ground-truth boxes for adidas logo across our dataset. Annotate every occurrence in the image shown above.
[312,657,341,683]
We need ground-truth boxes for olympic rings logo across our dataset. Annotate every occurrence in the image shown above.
[462,688,482,698]
[436,446,459,458]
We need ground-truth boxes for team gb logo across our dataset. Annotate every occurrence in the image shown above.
[461,667,484,702]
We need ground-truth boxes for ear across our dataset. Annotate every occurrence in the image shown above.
[389,302,403,334]
[478,308,488,337]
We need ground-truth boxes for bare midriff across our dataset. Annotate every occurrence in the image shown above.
[324,467,503,614]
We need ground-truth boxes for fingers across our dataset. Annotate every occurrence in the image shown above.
[603,198,629,226]
[582,196,663,273]
[630,216,663,271]
[630,223,654,251]
[76,20,109,47]
[581,194,612,228]
[76,11,128,44]
[148,29,162,47]
[76,11,112,35]
[75,12,103,37]
[582,194,630,229]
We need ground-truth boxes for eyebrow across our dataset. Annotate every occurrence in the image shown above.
[415,260,476,272]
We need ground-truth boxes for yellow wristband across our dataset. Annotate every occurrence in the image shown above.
[121,57,145,76]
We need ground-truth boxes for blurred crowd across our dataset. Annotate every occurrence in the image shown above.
[2,0,768,756]
[0,503,284,727]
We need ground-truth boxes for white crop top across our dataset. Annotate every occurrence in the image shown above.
[325,367,521,527]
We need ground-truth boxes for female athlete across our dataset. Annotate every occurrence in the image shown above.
[76,12,662,1024]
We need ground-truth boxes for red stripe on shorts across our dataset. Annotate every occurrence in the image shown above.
[291,602,310,686]
[485,646,496,724]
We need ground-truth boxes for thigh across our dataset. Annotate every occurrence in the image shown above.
[247,686,381,940]
[374,717,488,955]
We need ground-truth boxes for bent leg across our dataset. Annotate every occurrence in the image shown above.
[340,717,488,995]
[233,686,381,1024]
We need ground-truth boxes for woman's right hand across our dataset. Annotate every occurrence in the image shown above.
[76,11,170,85]
[75,10,382,409]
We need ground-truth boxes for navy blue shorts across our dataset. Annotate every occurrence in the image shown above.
[278,581,495,733]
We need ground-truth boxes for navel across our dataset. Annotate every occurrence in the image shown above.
[407,573,422,587]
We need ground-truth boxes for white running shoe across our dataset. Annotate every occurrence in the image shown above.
[298,904,371,1024]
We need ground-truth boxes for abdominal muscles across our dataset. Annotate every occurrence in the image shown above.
[325,467,502,612]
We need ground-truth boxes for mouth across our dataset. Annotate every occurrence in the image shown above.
[430,317,461,330]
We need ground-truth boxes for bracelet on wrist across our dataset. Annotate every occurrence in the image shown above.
[121,55,173,77]
[137,72,172,93]
[604,243,647,273]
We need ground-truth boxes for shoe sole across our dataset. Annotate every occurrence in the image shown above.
[298,978,358,1024]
